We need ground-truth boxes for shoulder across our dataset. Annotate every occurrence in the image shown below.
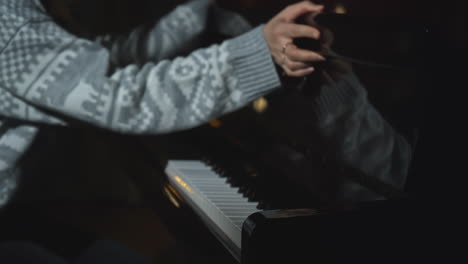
[0,0,94,55]
[0,1,106,94]
[0,0,50,23]
[1,0,54,48]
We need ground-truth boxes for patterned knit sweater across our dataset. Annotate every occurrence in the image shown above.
[0,0,281,206]
[0,0,413,207]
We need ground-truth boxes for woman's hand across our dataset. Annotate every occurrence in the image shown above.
[264,1,325,77]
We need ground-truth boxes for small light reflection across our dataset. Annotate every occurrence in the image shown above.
[253,97,268,113]
[164,186,181,208]
[209,119,222,128]
[174,176,193,193]
[167,184,183,200]
[334,3,347,14]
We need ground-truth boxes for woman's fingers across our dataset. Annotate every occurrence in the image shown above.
[283,58,312,71]
[264,1,327,77]
[279,1,324,22]
[281,23,321,39]
[280,53,317,77]
[282,66,315,77]
[286,45,325,62]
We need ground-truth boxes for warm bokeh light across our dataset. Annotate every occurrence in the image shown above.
[209,119,222,128]
[334,3,347,14]
[253,97,268,113]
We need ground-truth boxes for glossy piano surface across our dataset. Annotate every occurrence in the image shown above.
[136,0,458,263]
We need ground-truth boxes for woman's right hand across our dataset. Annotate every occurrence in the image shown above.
[263,1,326,77]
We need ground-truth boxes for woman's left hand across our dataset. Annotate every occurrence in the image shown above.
[263,1,326,77]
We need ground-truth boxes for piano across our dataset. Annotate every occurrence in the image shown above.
[136,0,454,263]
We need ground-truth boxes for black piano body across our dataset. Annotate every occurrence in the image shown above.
[137,0,459,263]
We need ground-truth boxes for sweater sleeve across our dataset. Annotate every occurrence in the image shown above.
[97,0,253,67]
[311,70,412,195]
[0,21,281,134]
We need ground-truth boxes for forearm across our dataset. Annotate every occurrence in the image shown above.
[2,26,280,134]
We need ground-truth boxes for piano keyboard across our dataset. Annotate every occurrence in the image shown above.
[165,160,261,260]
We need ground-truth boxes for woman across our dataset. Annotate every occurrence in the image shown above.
[0,0,325,206]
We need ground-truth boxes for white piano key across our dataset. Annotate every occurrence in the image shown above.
[209,197,250,203]
[204,194,249,200]
[189,179,227,184]
[169,161,208,169]
[189,178,227,183]
[180,170,221,177]
[223,208,258,214]
[216,203,259,207]
[229,216,251,224]
[201,190,242,195]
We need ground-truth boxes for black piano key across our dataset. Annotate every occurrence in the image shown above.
[213,167,227,177]
[227,177,242,188]
[251,188,264,202]
[244,188,253,198]
[238,185,248,194]
[257,201,266,210]
[200,144,316,212]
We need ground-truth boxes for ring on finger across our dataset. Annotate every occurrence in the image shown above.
[282,42,292,54]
